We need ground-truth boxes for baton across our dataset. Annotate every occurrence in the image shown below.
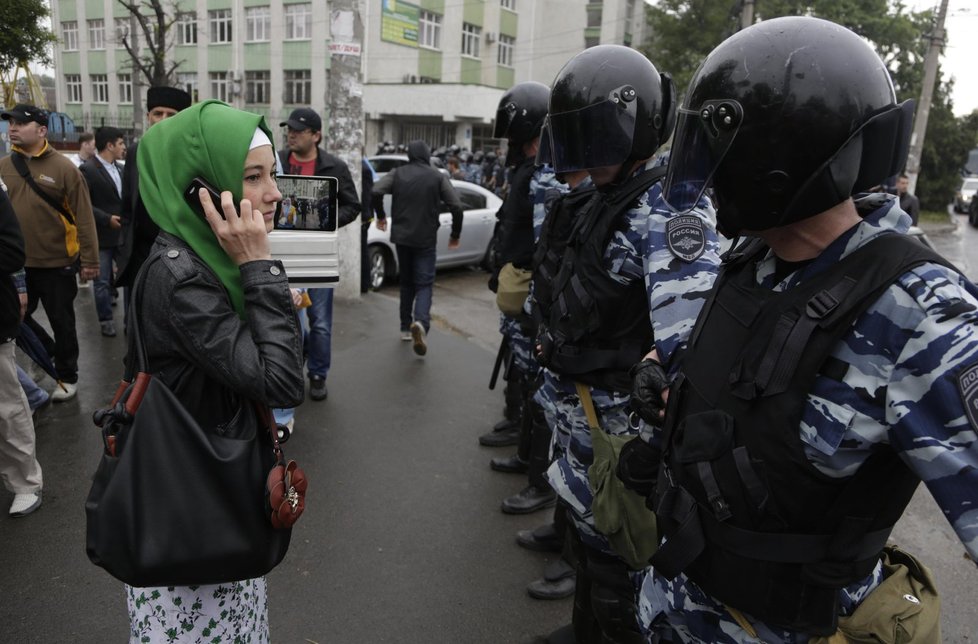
[489,335,509,390]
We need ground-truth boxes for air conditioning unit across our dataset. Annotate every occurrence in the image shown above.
[485,32,496,44]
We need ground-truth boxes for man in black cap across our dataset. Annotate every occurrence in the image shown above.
[115,86,192,293]
[0,104,99,402]
[278,107,361,402]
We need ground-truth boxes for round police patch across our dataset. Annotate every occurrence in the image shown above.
[957,362,978,430]
[666,215,706,263]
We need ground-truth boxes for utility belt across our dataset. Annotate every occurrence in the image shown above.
[537,327,643,391]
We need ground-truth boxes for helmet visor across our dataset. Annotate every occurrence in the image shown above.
[663,100,743,212]
[494,102,517,139]
[548,98,636,173]
[535,116,553,166]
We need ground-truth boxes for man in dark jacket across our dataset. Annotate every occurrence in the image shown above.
[372,140,463,356]
[278,107,361,401]
[0,187,44,517]
[116,86,192,292]
[80,126,127,337]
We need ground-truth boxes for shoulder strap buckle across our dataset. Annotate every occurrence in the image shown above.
[806,289,841,319]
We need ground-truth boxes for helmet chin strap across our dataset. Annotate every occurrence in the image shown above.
[596,157,645,193]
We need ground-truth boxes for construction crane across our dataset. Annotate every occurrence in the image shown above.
[0,63,48,109]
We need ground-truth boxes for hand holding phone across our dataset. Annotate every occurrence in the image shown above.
[184,176,238,220]
[184,176,271,265]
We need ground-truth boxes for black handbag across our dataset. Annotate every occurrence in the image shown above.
[85,257,298,587]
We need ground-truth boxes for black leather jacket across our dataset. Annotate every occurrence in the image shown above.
[132,233,304,430]
[1,188,25,342]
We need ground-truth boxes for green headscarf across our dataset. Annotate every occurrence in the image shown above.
[137,100,275,316]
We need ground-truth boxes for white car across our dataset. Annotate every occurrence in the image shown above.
[367,180,501,289]
[954,177,978,213]
[368,153,448,178]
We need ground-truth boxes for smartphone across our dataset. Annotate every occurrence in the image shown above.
[184,176,236,219]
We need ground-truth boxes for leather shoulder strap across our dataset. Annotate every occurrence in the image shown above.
[10,152,75,226]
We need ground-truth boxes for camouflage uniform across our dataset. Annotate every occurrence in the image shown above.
[499,165,565,375]
[639,199,978,642]
[541,162,721,555]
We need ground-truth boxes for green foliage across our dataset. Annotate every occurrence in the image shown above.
[642,0,741,95]
[642,0,976,210]
[0,0,58,70]
[917,103,978,210]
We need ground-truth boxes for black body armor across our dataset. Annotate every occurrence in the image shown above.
[535,168,664,392]
[650,232,952,634]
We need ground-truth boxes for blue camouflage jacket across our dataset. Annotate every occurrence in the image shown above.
[640,198,978,643]
[541,160,721,552]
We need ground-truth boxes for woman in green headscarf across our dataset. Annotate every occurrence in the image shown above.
[122,101,304,642]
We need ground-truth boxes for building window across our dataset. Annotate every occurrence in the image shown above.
[246,71,271,104]
[461,23,481,58]
[284,70,311,105]
[497,34,514,66]
[419,11,442,49]
[245,6,271,42]
[176,12,197,45]
[210,72,230,102]
[118,73,132,103]
[284,3,312,40]
[65,74,82,102]
[500,0,516,10]
[62,22,78,51]
[114,18,130,46]
[587,8,602,28]
[585,36,600,48]
[90,74,109,103]
[177,72,199,102]
[88,19,105,50]
[209,9,232,44]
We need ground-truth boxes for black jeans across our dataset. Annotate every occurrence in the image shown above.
[25,266,80,384]
[395,244,436,333]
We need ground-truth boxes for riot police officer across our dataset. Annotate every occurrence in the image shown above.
[534,45,721,643]
[624,16,978,642]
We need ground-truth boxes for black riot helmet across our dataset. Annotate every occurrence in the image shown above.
[494,81,550,166]
[547,45,675,175]
[664,16,915,236]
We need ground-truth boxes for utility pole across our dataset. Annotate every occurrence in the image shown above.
[740,0,755,30]
[130,13,143,138]
[326,0,365,299]
[905,0,949,195]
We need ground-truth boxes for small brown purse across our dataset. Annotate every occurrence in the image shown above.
[266,459,308,528]
[258,408,308,529]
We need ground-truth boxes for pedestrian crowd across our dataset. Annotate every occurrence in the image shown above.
[375,139,511,199]
[2,14,977,644]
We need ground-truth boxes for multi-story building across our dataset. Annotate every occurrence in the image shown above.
[363,0,646,153]
[49,0,646,152]
[51,0,328,139]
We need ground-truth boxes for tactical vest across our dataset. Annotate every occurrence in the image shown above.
[496,159,538,269]
[650,233,954,635]
[531,183,597,318]
[537,167,665,392]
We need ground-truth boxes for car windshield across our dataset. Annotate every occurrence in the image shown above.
[963,179,978,191]
[371,158,406,173]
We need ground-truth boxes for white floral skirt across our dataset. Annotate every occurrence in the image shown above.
[126,577,269,643]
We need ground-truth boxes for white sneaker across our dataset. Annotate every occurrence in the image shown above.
[410,321,427,356]
[9,492,42,517]
[51,382,77,402]
[400,330,412,341]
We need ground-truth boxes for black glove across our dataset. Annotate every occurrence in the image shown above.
[616,437,660,497]
[629,358,670,426]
